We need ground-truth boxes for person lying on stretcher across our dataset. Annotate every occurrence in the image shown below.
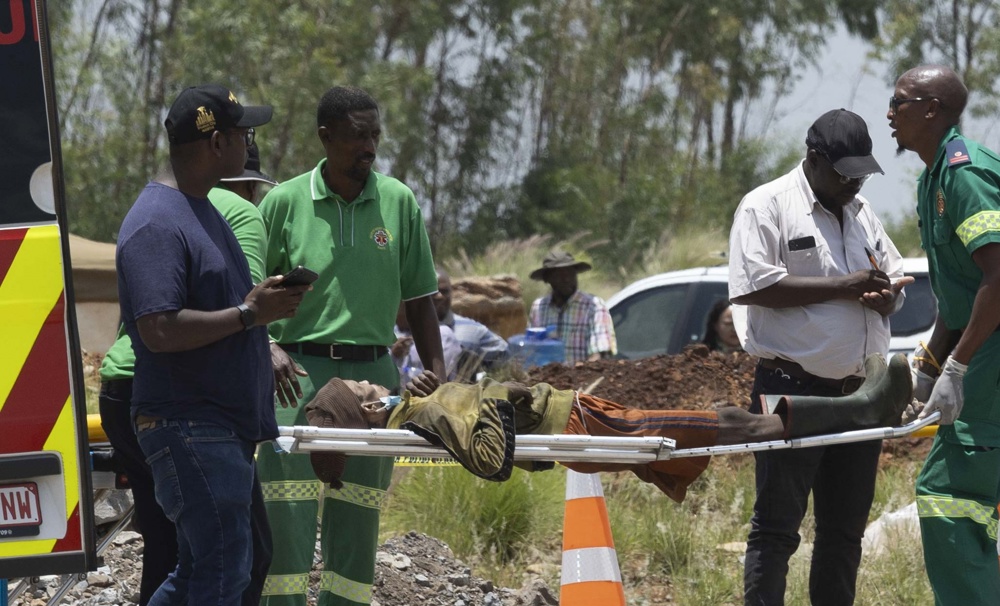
[305,353,912,503]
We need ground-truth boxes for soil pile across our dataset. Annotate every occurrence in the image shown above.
[527,344,756,410]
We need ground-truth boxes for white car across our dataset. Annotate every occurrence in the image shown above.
[607,258,935,360]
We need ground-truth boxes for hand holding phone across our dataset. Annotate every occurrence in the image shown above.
[278,266,319,287]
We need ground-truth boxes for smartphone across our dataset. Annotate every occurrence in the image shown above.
[278,266,319,286]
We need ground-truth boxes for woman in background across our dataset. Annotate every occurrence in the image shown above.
[702,300,742,352]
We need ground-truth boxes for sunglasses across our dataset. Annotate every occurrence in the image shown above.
[815,151,873,186]
[889,96,939,113]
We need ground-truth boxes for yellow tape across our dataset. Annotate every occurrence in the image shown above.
[393,456,460,467]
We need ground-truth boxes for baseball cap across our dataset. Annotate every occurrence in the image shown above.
[805,109,884,178]
[220,143,278,186]
[165,84,273,145]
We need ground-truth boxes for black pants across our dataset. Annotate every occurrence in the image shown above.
[99,379,272,606]
[743,364,882,606]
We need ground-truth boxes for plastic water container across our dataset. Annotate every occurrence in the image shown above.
[508,327,565,368]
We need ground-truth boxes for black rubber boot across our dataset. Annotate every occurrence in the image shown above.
[761,353,913,439]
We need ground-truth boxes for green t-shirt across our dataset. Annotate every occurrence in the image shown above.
[917,126,1000,329]
[100,186,268,381]
[258,161,437,346]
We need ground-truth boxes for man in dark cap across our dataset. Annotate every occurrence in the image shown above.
[101,140,282,606]
[115,84,309,606]
[528,249,617,363]
[889,64,1000,604]
[728,108,914,605]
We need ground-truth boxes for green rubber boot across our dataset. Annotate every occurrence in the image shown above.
[761,353,913,439]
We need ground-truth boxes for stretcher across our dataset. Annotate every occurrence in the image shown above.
[274,411,941,462]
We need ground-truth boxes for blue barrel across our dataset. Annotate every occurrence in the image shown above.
[508,327,565,368]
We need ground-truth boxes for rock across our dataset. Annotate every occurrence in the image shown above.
[113,530,143,545]
[516,578,559,605]
[414,573,432,587]
[86,571,112,586]
[93,489,134,525]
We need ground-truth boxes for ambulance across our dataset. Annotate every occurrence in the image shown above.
[0,0,99,582]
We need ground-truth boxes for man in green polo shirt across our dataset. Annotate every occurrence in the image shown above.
[890,64,1000,604]
[256,86,444,606]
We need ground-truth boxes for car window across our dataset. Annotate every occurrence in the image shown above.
[891,274,937,336]
[675,282,730,351]
[610,284,689,359]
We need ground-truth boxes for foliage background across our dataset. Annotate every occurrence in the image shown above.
[52,0,1000,270]
[51,0,888,269]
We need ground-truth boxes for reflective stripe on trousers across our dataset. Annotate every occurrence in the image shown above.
[917,495,999,540]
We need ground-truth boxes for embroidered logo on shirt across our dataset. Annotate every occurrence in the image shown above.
[371,227,392,249]
[936,189,946,216]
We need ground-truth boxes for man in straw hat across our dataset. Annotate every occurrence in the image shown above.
[303,354,911,504]
[528,249,617,363]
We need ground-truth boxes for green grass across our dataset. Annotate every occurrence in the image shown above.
[381,453,931,604]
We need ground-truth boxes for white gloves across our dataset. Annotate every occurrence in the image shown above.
[918,356,968,425]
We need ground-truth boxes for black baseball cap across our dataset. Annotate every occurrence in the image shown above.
[220,143,278,185]
[165,84,273,145]
[806,109,884,178]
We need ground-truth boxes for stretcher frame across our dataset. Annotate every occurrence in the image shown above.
[274,412,941,464]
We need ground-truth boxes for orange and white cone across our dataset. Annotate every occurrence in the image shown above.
[559,470,626,605]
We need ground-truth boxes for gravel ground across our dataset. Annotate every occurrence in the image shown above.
[8,527,556,606]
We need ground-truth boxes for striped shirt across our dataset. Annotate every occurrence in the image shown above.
[529,290,617,363]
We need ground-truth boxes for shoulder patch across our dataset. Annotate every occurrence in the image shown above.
[945,139,971,168]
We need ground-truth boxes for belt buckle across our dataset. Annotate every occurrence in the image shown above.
[328,345,343,361]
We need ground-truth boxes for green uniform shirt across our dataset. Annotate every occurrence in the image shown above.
[99,187,268,381]
[917,126,1000,444]
[258,160,437,346]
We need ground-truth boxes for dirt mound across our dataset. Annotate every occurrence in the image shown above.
[373,531,556,606]
[528,345,756,411]
[526,346,932,464]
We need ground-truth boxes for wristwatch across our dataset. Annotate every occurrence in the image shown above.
[237,303,256,330]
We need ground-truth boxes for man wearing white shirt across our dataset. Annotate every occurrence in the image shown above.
[729,109,912,606]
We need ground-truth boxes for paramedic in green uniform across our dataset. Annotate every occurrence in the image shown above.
[256,85,444,606]
[890,64,1000,604]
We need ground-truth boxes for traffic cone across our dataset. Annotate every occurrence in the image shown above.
[559,470,626,605]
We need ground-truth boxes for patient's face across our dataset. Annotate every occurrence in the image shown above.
[360,401,390,428]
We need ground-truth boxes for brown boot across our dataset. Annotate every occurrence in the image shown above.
[761,353,912,439]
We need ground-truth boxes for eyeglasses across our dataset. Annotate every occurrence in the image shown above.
[815,151,874,186]
[224,128,255,146]
[889,96,938,113]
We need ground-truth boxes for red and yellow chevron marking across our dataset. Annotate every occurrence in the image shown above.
[0,224,82,556]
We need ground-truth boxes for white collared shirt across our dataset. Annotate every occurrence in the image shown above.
[728,162,905,379]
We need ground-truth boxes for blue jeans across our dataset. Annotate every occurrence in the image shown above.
[743,364,882,606]
[101,381,273,606]
[137,419,256,606]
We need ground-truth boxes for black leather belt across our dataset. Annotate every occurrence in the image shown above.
[279,342,389,362]
[758,357,864,395]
